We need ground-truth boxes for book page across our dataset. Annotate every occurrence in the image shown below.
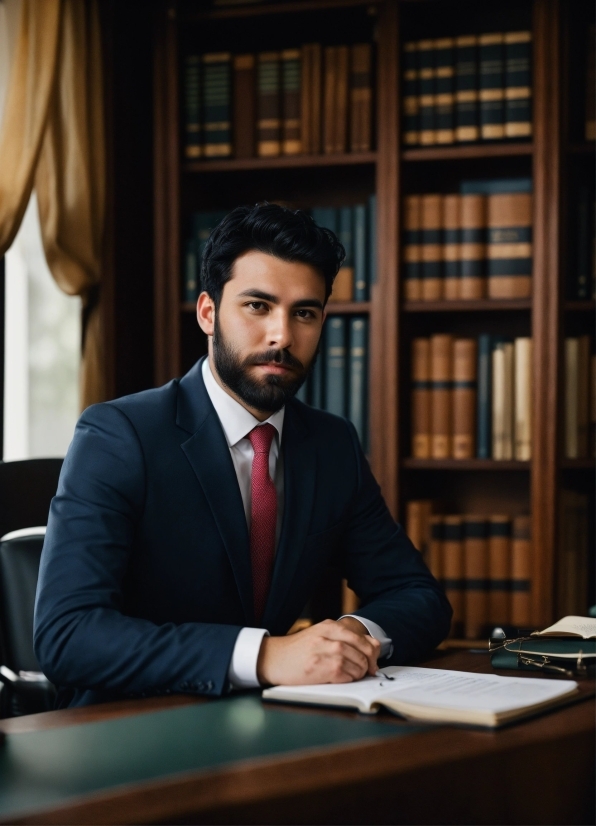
[533,616,596,639]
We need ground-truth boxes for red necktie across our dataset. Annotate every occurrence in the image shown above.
[247,424,277,623]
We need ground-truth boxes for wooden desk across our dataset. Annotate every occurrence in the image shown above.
[0,651,593,825]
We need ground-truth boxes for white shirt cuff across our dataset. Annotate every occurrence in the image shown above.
[339,614,394,659]
[228,627,270,688]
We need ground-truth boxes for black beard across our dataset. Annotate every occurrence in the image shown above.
[212,313,317,413]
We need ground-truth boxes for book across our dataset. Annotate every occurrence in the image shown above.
[403,195,421,300]
[463,515,489,640]
[300,43,322,154]
[233,54,256,158]
[184,55,202,159]
[420,194,443,300]
[325,316,347,417]
[455,35,479,142]
[510,515,531,627]
[310,343,324,409]
[488,515,511,627]
[411,337,431,458]
[586,25,595,142]
[443,515,464,637]
[533,616,596,639]
[331,207,354,302]
[452,338,477,459]
[486,189,532,299]
[403,41,419,145]
[353,204,368,301]
[476,334,493,459]
[418,39,435,145]
[504,31,532,139]
[183,240,198,303]
[406,499,434,560]
[348,317,368,449]
[334,46,349,153]
[281,49,302,155]
[428,515,443,581]
[459,193,486,299]
[367,194,377,296]
[257,52,281,157]
[262,667,579,729]
[202,52,232,158]
[479,33,505,140]
[434,38,455,144]
[577,336,590,458]
[557,491,589,617]
[565,338,579,459]
[514,337,532,460]
[442,194,460,299]
[323,47,337,154]
[350,43,373,152]
[430,334,453,458]
[492,339,514,460]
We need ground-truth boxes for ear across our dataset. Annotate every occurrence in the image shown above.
[197,292,215,336]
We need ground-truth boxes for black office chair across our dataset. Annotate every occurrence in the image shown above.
[0,458,63,539]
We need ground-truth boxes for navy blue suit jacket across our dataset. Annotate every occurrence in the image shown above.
[34,358,451,707]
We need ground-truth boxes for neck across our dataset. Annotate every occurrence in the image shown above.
[207,352,272,422]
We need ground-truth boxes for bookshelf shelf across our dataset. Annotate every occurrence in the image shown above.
[326,302,371,314]
[403,299,532,313]
[565,300,595,312]
[185,0,382,22]
[567,142,596,155]
[402,459,531,471]
[184,153,377,174]
[401,142,533,163]
[560,458,595,469]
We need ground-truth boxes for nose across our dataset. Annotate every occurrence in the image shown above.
[266,308,293,351]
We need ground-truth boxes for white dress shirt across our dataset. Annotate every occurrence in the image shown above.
[202,359,392,688]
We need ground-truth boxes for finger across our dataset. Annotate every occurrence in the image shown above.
[319,621,379,661]
[326,652,366,683]
[320,639,369,677]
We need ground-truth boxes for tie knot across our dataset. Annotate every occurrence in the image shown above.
[248,423,277,455]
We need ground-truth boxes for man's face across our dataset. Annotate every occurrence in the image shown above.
[197,250,327,417]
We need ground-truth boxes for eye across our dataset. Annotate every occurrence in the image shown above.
[295,309,316,320]
[246,301,268,312]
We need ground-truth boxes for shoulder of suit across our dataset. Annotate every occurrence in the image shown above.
[87,378,180,422]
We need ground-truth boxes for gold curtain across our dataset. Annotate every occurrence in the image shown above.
[0,0,105,408]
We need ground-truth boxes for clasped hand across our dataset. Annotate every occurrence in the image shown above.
[256,617,381,686]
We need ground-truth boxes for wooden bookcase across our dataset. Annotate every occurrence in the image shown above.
[153,0,595,636]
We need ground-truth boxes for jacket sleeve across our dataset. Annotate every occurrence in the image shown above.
[34,402,241,698]
[340,422,453,663]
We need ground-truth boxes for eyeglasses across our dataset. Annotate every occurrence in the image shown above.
[489,635,594,678]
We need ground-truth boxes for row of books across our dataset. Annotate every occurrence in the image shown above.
[183,200,377,304]
[296,316,369,451]
[411,335,532,461]
[564,337,596,460]
[403,178,532,301]
[407,502,532,638]
[402,31,532,147]
[183,43,373,160]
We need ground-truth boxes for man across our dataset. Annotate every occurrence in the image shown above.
[34,204,451,708]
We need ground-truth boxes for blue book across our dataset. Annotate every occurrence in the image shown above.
[476,334,492,459]
[337,207,354,300]
[191,211,227,290]
[311,207,338,235]
[294,381,308,404]
[183,239,198,303]
[368,194,377,289]
[324,317,347,417]
[460,178,532,195]
[348,316,368,450]
[353,204,368,301]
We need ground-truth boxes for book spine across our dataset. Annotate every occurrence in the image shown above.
[430,333,453,458]
[455,35,479,142]
[476,334,493,459]
[564,337,579,459]
[257,52,281,157]
[406,499,434,557]
[418,39,436,145]
[183,239,198,303]
[334,46,349,153]
[193,211,227,285]
[325,316,347,416]
[479,33,505,141]
[428,515,443,582]
[488,515,512,627]
[486,191,532,298]
[586,25,595,141]
[403,41,419,146]
[412,337,431,458]
[511,515,531,627]
[329,207,354,302]
[504,31,532,139]
[281,49,302,155]
[300,45,312,154]
[492,340,514,460]
[353,204,368,301]
[368,194,377,291]
[463,516,488,640]
[348,317,368,449]
[575,184,590,300]
[403,195,422,300]
[577,335,590,458]
[434,38,455,145]
[514,337,533,460]
[443,515,464,637]
[460,194,486,298]
[557,490,588,616]
[421,194,443,300]
[295,380,308,404]
[442,194,460,299]
[184,55,202,158]
[202,52,232,158]
[233,54,256,159]
[350,43,372,152]
[310,44,322,154]
[323,47,337,154]
[452,338,477,459]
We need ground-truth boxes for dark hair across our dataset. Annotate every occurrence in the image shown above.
[200,203,345,307]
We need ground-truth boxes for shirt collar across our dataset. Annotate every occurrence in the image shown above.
[202,358,285,448]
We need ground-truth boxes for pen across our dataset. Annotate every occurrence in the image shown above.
[375,670,394,680]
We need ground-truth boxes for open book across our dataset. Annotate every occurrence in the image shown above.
[262,667,579,728]
[531,616,596,639]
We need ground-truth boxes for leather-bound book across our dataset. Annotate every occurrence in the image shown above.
[434,38,455,144]
[442,194,460,299]
[310,44,322,153]
[281,49,302,155]
[233,54,256,158]
[324,316,347,417]
[455,35,479,142]
[476,334,493,459]
[404,195,421,300]
[184,55,202,159]
[323,47,337,154]
[514,337,532,460]
[257,52,281,157]
[348,317,369,450]
[479,33,505,140]
[420,194,443,300]
[504,31,532,139]
[349,43,372,152]
[486,190,532,298]
[492,339,514,460]
[330,206,354,302]
[406,499,434,560]
[417,39,436,145]
[430,334,453,458]
[334,45,349,153]
[510,515,531,628]
[452,338,477,459]
[403,41,419,145]
[460,194,486,298]
[202,52,232,158]
[488,515,512,627]
[463,516,488,640]
[300,45,312,154]
[443,515,464,637]
[353,203,369,301]
[411,337,431,458]
[428,515,444,582]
